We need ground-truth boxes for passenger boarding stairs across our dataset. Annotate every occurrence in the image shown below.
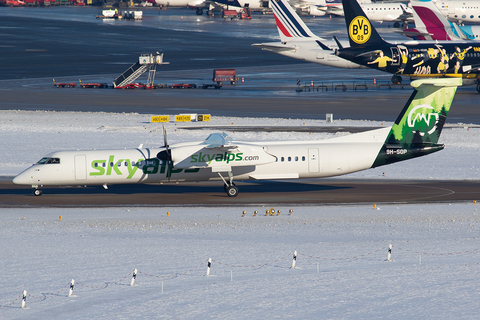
[113,53,169,88]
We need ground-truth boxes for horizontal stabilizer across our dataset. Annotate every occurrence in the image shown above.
[251,43,296,52]
[332,36,343,49]
[397,30,432,38]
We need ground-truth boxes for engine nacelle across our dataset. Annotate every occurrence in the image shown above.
[307,5,326,16]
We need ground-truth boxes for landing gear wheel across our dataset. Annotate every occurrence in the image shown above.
[34,189,42,196]
[391,75,402,84]
[476,83,480,93]
[196,8,203,15]
[226,186,238,197]
[393,22,400,28]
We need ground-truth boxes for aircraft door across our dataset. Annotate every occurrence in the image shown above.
[75,155,87,181]
[448,3,455,15]
[308,148,319,173]
[390,47,400,66]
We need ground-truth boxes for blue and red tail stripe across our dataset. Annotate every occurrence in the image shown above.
[271,0,312,38]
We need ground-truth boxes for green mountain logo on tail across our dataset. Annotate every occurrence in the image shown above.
[407,104,439,136]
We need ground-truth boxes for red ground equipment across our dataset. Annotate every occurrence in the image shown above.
[213,69,237,85]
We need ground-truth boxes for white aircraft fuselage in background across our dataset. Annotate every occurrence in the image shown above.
[435,0,480,24]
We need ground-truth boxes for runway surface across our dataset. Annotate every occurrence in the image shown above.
[1,179,479,207]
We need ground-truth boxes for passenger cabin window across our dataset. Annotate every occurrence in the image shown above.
[37,157,60,164]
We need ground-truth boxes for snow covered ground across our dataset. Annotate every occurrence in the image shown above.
[1,110,480,319]
[2,204,480,319]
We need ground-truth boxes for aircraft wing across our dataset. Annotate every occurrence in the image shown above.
[187,0,207,6]
[326,7,344,15]
[170,133,277,169]
[252,43,296,52]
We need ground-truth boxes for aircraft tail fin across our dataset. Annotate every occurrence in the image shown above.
[372,78,461,168]
[270,0,320,42]
[341,0,386,48]
[411,0,462,40]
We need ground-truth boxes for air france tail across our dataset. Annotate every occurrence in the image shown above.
[372,78,460,168]
[270,0,321,42]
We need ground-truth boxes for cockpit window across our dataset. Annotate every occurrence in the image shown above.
[37,157,60,164]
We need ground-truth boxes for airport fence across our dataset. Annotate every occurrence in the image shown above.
[296,80,411,92]
[2,243,479,311]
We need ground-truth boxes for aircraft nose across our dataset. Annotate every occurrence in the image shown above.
[13,171,32,185]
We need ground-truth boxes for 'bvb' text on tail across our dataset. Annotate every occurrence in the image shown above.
[341,0,386,47]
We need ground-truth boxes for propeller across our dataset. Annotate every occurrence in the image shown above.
[156,124,173,179]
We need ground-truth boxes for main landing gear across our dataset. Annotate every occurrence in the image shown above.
[391,74,402,84]
[218,172,238,197]
[476,82,480,93]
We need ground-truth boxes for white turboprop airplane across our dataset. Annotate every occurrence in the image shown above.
[14,78,460,197]
[252,0,362,69]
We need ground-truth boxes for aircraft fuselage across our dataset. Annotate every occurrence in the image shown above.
[337,41,480,80]
[14,130,391,188]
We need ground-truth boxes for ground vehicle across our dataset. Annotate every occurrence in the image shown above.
[213,69,237,85]
[80,83,109,88]
[202,84,222,89]
[222,10,237,19]
[54,82,76,88]
[1,0,25,6]
[170,83,197,89]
